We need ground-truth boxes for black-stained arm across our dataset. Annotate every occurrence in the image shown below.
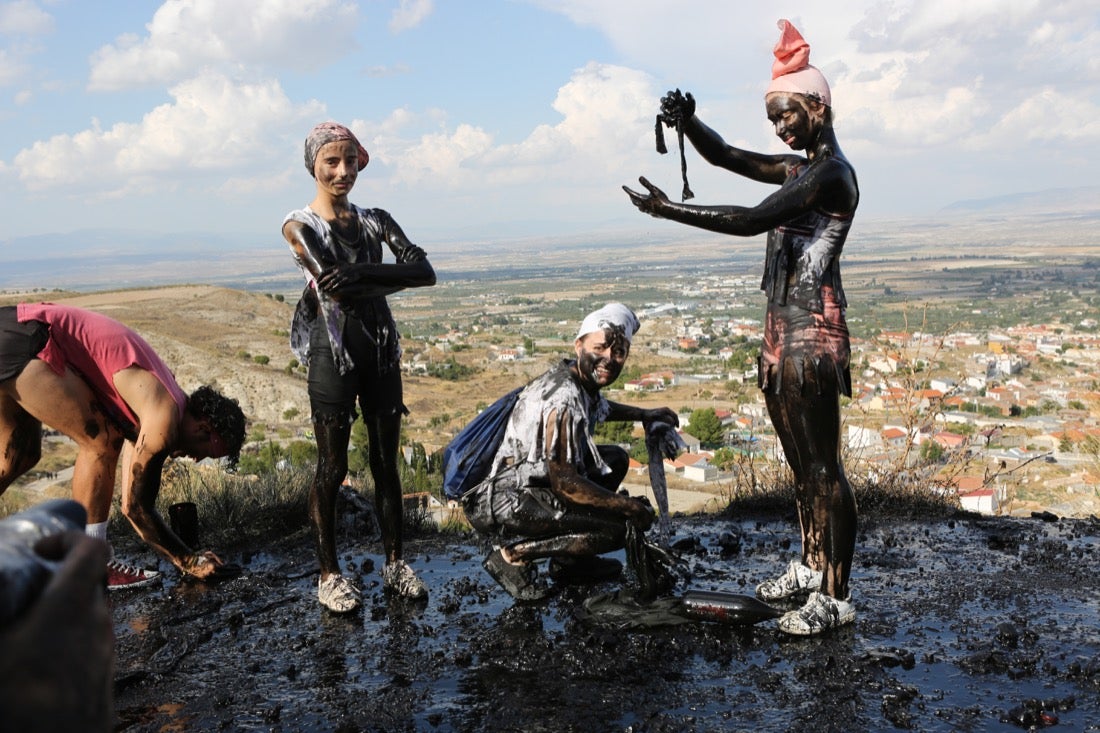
[545,410,653,529]
[606,401,679,432]
[623,154,855,237]
[282,215,436,301]
[630,89,856,237]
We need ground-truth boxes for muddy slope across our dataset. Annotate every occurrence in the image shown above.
[110,510,1100,732]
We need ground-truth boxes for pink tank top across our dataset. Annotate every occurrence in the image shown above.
[17,303,187,430]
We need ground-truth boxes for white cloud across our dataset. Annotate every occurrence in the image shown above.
[0,0,51,87]
[88,0,358,91]
[389,0,433,33]
[14,71,324,192]
[375,62,654,190]
[529,1,1100,154]
[0,46,27,86]
[0,0,53,35]
[988,88,1100,144]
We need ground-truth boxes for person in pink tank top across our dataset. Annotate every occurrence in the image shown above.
[0,304,246,590]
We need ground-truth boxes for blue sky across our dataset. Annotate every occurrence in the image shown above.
[1,0,1097,246]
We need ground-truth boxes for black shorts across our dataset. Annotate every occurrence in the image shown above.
[0,307,48,383]
[307,316,405,421]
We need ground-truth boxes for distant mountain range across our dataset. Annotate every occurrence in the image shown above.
[3,187,1098,292]
[940,186,1100,215]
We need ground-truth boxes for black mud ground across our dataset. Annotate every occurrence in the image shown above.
[110,507,1100,732]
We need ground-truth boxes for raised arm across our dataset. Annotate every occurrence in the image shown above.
[624,154,856,237]
[661,90,796,185]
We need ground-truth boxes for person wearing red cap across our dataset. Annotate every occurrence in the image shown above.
[624,19,859,635]
[282,122,437,612]
[0,303,246,589]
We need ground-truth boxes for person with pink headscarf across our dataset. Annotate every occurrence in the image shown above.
[282,122,437,612]
[624,19,859,635]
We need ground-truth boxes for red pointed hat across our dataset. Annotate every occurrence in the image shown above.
[765,19,831,106]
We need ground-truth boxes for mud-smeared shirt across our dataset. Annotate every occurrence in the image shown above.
[283,206,424,376]
[489,359,612,489]
[760,157,857,313]
[17,303,187,433]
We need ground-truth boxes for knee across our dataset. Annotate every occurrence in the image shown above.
[595,444,629,488]
[314,455,348,489]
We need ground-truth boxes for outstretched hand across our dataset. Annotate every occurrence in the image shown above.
[622,176,672,218]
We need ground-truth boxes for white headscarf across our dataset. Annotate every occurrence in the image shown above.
[575,303,640,343]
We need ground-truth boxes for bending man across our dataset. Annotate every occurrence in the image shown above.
[0,303,247,589]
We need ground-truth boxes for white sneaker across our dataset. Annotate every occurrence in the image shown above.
[317,574,361,613]
[755,560,823,602]
[777,591,855,635]
[381,559,428,600]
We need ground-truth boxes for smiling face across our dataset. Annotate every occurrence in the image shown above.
[766,93,824,151]
[573,328,630,392]
[312,139,360,199]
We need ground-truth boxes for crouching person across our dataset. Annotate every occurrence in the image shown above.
[462,304,678,601]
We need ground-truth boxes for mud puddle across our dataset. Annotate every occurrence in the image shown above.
[109,511,1100,732]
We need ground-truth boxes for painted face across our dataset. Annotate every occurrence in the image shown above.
[313,139,359,198]
[574,328,630,392]
[766,94,821,151]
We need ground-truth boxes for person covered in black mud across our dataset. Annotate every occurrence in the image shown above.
[624,19,859,635]
[462,303,679,601]
[282,122,437,613]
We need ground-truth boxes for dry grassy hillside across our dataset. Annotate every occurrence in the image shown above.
[1,287,308,430]
[0,287,573,450]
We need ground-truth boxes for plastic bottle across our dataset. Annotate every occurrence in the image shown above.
[0,499,87,627]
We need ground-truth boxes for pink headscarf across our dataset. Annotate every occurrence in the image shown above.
[764,19,831,107]
[303,122,370,177]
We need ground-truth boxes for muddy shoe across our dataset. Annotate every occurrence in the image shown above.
[777,591,855,635]
[381,559,428,600]
[548,555,623,585]
[318,574,362,613]
[755,560,822,602]
[482,549,551,601]
[107,560,161,591]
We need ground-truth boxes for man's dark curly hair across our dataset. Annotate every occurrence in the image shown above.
[187,386,247,462]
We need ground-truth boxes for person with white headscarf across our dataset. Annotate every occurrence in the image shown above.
[461,303,679,601]
[624,20,859,635]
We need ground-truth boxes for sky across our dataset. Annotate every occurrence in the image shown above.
[1,0,1098,247]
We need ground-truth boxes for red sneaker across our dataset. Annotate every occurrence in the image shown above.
[107,559,161,591]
